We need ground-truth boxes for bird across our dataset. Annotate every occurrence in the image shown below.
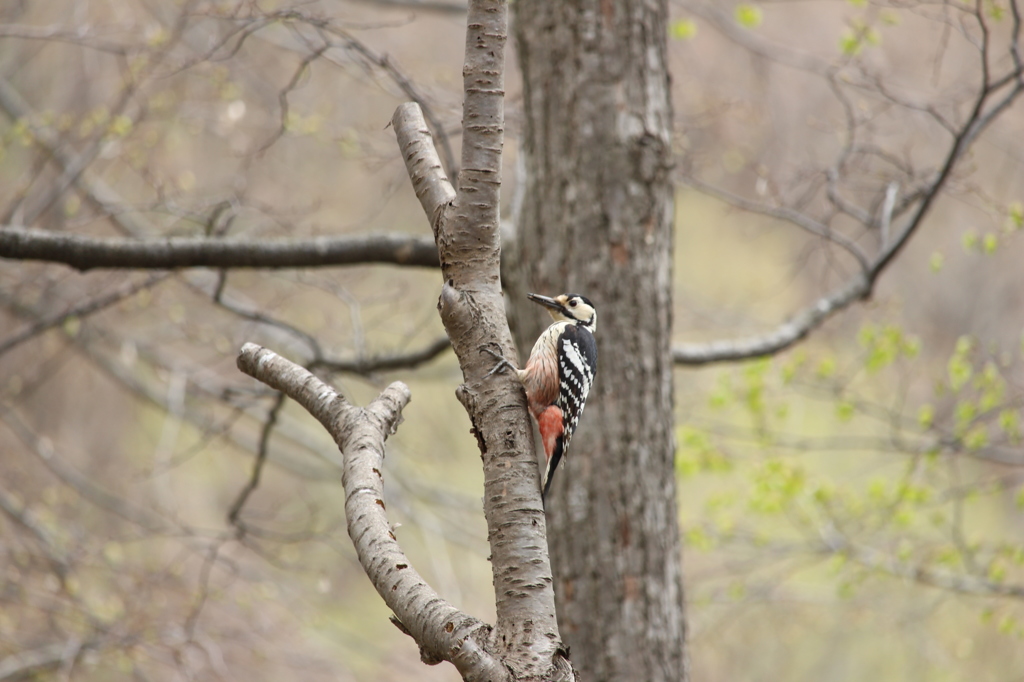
[490,293,598,501]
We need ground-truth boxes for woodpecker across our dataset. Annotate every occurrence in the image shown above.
[506,293,598,500]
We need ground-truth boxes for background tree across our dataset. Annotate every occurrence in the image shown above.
[507,2,685,680]
[2,0,1024,681]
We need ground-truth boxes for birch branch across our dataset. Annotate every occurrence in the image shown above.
[235,343,506,680]
[390,0,570,677]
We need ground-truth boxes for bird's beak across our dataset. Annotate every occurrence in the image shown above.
[527,293,565,313]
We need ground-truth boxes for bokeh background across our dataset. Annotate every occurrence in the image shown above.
[1,1,1023,680]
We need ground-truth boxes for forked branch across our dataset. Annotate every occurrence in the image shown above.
[235,344,506,680]
[674,0,1024,366]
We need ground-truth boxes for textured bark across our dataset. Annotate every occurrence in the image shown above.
[238,2,575,678]
[392,0,573,678]
[508,1,687,680]
[236,344,507,680]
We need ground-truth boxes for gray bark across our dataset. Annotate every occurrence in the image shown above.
[0,226,439,271]
[240,1,575,678]
[390,0,574,677]
[508,1,687,680]
[236,345,507,680]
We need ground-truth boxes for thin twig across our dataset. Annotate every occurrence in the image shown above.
[227,393,286,532]
[0,273,170,357]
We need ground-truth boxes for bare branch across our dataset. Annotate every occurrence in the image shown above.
[235,343,506,680]
[253,41,331,155]
[386,1,569,675]
[0,226,440,271]
[823,531,1024,600]
[345,0,469,14]
[673,274,869,365]
[0,79,149,239]
[0,641,96,681]
[392,103,456,233]
[227,393,286,533]
[674,3,1024,366]
[0,483,70,580]
[0,24,131,54]
[681,176,871,271]
[0,6,192,227]
[0,273,170,356]
[3,410,179,534]
[686,2,831,76]
[313,336,452,374]
[321,26,460,179]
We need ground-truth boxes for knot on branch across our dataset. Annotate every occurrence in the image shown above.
[437,278,478,340]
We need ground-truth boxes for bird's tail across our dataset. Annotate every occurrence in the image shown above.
[541,436,565,503]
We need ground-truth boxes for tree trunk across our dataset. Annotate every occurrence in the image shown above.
[509,1,686,681]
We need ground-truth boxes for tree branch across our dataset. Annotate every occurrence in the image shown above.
[346,0,468,14]
[312,336,452,374]
[235,344,506,680]
[0,483,70,580]
[0,226,440,270]
[674,3,1024,366]
[673,274,870,365]
[822,530,1024,600]
[0,641,96,681]
[390,0,570,677]
[0,272,170,356]
[680,176,871,271]
[392,103,457,234]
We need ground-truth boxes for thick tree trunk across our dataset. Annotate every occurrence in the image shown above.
[509,1,687,681]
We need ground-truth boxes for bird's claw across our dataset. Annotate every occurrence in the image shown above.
[482,347,517,377]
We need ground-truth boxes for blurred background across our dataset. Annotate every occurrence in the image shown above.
[1,0,1023,680]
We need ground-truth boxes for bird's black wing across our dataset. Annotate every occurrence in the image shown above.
[555,324,597,449]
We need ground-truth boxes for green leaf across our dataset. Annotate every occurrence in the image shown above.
[998,409,1020,440]
[963,424,988,451]
[670,19,698,40]
[1008,201,1023,230]
[930,251,945,272]
[684,526,714,550]
[108,114,133,138]
[948,337,974,391]
[955,399,977,428]
[735,4,763,28]
[962,229,979,252]
[857,323,877,347]
[781,350,805,384]
[63,316,81,337]
[902,336,921,358]
[918,404,934,429]
[983,233,999,254]
[839,29,861,55]
[880,9,901,25]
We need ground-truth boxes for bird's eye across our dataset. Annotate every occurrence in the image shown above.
[569,299,578,307]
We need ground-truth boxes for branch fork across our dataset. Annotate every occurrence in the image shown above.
[236,343,505,679]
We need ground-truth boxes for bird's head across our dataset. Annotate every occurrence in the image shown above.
[527,293,597,332]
